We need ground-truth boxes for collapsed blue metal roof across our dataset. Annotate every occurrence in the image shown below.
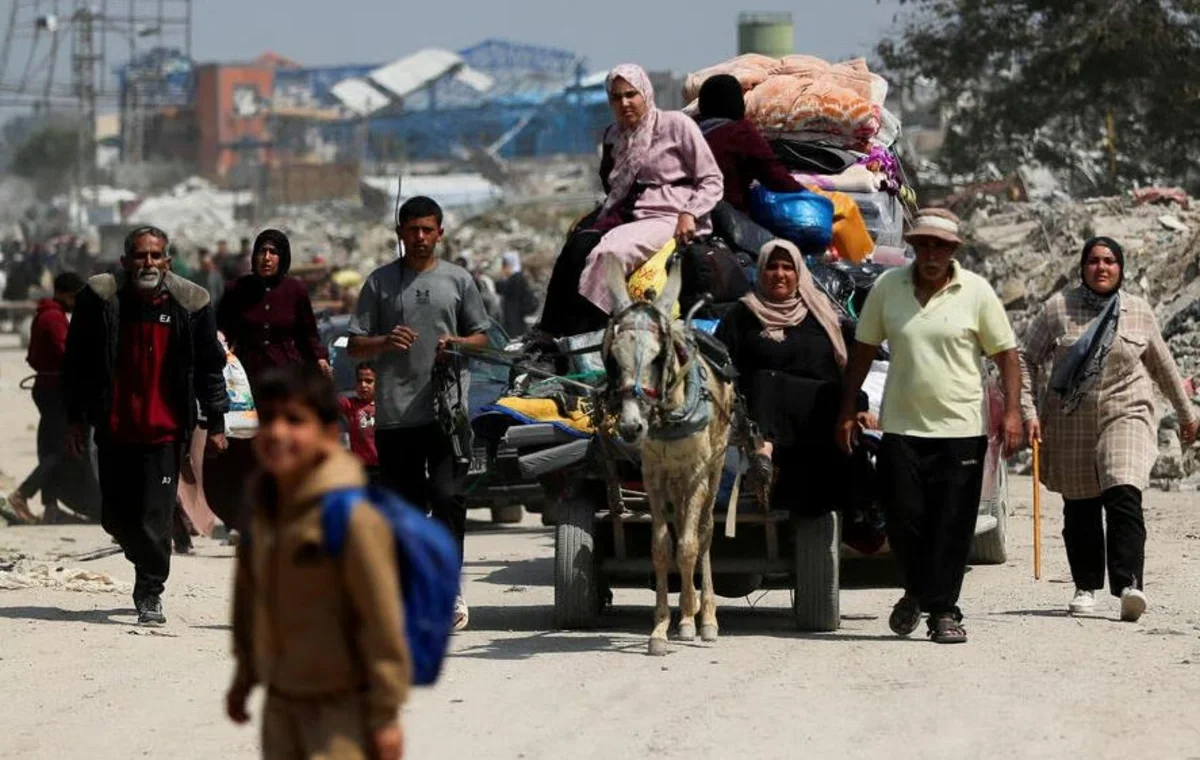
[311,38,608,160]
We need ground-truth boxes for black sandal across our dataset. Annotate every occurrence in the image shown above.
[889,595,922,637]
[928,614,968,644]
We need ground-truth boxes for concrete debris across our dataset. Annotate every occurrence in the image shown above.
[998,278,1028,309]
[441,200,595,291]
[964,192,1200,487]
[114,159,600,279]
[1152,424,1186,481]
[127,177,255,245]
[0,559,131,594]
[1158,215,1190,233]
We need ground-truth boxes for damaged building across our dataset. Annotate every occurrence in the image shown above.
[130,38,682,202]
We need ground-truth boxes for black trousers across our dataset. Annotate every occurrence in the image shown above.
[98,442,182,600]
[203,437,256,533]
[376,424,466,566]
[538,230,608,338]
[878,434,988,617]
[18,385,69,507]
[1062,485,1144,597]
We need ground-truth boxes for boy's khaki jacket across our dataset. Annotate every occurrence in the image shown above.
[231,448,410,729]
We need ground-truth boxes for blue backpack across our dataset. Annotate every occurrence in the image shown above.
[321,486,461,686]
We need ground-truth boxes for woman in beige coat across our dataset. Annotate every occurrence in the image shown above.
[1022,237,1198,622]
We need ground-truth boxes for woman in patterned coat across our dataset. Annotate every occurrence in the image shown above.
[1021,237,1198,622]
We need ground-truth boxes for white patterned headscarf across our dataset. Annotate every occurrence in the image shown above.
[601,64,659,214]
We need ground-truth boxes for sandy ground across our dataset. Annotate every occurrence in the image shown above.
[3,336,1200,760]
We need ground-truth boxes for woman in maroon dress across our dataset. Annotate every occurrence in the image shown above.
[209,229,329,532]
[217,228,329,386]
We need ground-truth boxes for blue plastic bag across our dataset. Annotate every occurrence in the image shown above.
[750,185,835,255]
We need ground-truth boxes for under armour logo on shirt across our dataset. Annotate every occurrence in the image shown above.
[415,289,431,305]
[162,476,173,485]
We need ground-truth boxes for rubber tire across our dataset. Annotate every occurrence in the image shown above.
[490,505,524,524]
[554,499,599,629]
[792,511,841,632]
[969,466,1009,565]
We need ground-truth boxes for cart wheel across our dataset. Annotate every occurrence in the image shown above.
[792,511,841,632]
[490,505,524,524]
[554,499,599,629]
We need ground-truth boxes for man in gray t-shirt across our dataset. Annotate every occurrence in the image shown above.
[348,196,489,631]
[351,258,488,429]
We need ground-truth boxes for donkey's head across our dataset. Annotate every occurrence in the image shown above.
[601,255,683,444]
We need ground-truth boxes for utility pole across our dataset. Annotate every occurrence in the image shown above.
[72,6,99,207]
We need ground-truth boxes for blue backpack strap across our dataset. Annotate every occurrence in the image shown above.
[321,487,364,557]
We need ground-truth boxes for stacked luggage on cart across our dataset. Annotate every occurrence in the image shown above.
[680,53,916,319]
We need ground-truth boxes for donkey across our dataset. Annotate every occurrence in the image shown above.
[601,257,735,656]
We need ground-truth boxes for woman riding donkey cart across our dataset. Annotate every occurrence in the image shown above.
[538,64,724,339]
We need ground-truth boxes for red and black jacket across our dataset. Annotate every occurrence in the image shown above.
[26,298,70,391]
[64,271,228,445]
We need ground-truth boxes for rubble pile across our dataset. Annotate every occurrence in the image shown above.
[121,159,602,277]
[127,178,383,267]
[963,193,1200,373]
[442,200,594,286]
[0,557,131,594]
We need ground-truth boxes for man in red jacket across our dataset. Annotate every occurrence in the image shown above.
[6,272,86,524]
[65,226,229,626]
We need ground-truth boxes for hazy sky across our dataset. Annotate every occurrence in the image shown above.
[191,0,906,73]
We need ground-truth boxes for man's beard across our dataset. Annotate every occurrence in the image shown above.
[135,267,165,291]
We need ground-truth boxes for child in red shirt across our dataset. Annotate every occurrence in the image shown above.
[338,364,379,483]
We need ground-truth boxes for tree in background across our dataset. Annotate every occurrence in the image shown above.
[10,125,82,201]
[877,0,1200,193]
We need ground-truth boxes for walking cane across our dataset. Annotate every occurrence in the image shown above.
[1031,438,1043,581]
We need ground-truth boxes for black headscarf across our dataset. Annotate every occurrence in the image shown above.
[698,74,746,122]
[253,228,291,284]
[1052,236,1125,414]
[1080,236,1124,295]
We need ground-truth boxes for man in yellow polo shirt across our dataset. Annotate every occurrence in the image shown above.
[836,208,1024,645]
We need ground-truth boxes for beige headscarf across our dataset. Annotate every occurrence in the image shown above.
[740,239,848,368]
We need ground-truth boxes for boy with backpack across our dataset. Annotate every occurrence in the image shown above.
[226,365,412,759]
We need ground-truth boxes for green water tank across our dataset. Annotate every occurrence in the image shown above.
[738,11,794,58]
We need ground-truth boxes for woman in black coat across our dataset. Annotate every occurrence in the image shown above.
[716,240,873,512]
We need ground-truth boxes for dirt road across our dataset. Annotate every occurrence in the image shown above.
[2,339,1200,759]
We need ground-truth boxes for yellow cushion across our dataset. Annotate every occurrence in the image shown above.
[493,397,596,435]
[626,238,681,318]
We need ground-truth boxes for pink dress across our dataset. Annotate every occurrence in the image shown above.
[579,111,724,314]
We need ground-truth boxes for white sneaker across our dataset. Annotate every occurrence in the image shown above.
[1120,587,1147,622]
[452,595,469,633]
[1068,589,1096,616]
